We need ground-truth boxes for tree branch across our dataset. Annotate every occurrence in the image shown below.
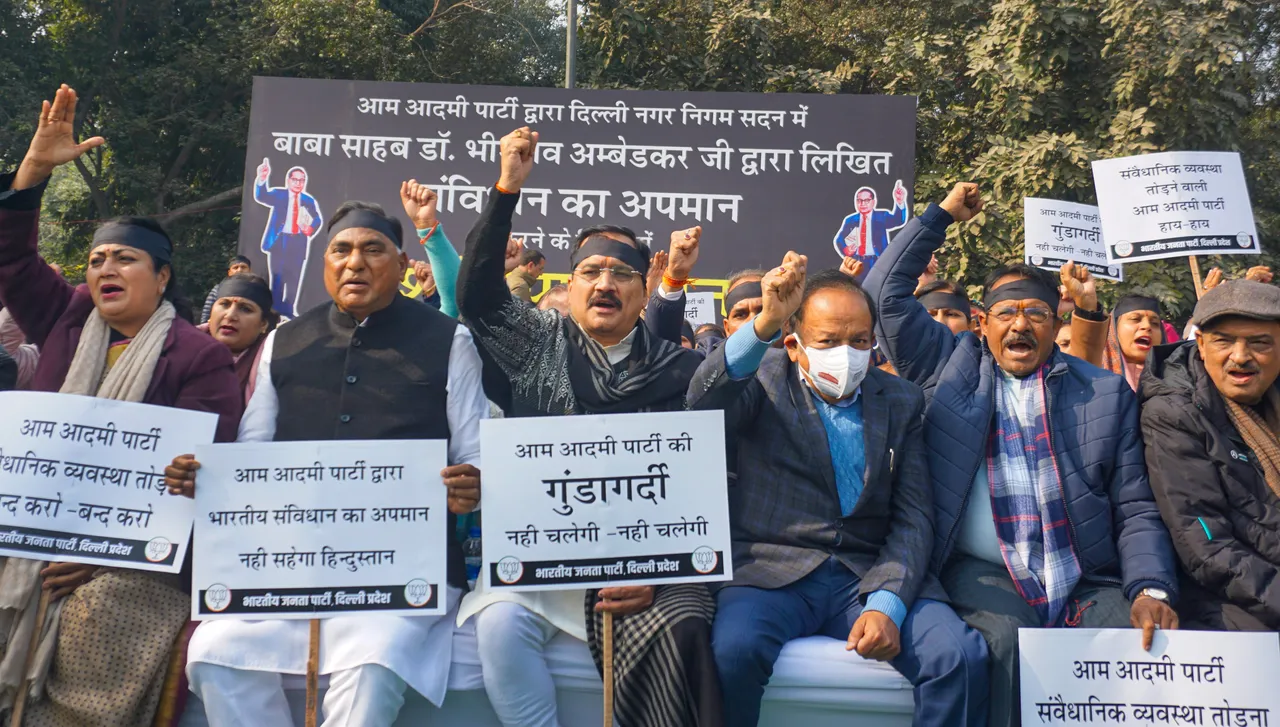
[159,186,243,221]
[407,0,481,38]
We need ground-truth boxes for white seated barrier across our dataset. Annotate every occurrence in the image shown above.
[178,620,913,726]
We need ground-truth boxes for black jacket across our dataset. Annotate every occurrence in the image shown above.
[1139,341,1280,629]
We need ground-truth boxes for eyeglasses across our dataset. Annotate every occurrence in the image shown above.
[573,265,642,283]
[988,304,1054,324]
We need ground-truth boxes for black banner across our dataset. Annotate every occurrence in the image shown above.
[0,524,176,566]
[1109,233,1258,261]
[238,77,917,318]
[197,582,439,617]
[489,550,726,588]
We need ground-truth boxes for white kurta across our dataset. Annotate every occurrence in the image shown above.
[186,322,489,706]
[452,314,657,642]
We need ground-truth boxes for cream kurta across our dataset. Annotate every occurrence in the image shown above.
[456,586,587,641]
[187,589,462,705]
[186,326,487,705]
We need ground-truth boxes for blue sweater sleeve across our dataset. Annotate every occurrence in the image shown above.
[724,321,781,379]
[864,590,908,628]
[418,223,461,318]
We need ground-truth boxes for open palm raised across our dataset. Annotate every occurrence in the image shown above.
[15,85,105,190]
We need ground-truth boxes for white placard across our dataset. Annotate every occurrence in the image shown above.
[192,440,449,619]
[1092,151,1260,264]
[684,292,718,327]
[1024,198,1123,282]
[1020,628,1280,726]
[479,410,731,590]
[0,391,216,572]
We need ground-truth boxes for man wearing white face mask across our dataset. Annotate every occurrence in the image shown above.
[689,264,989,726]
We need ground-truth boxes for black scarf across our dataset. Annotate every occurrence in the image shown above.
[563,317,697,414]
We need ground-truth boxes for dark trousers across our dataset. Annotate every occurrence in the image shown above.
[266,231,310,317]
[942,556,1131,727]
[713,558,989,726]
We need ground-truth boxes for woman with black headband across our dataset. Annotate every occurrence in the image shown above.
[0,85,242,727]
[1104,294,1165,391]
[201,273,278,403]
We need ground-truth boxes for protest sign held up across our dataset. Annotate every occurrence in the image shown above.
[238,77,917,316]
[1019,628,1280,725]
[192,440,449,619]
[479,411,732,591]
[1092,151,1260,265]
[684,292,718,327]
[0,391,216,572]
[1024,198,1122,282]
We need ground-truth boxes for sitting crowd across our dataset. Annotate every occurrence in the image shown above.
[1,86,1278,727]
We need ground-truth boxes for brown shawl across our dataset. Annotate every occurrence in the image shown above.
[1223,386,1280,500]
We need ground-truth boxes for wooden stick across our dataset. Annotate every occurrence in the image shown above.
[305,619,320,727]
[9,589,52,727]
[602,611,614,727]
[1190,255,1205,300]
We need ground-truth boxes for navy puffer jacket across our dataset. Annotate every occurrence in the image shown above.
[863,205,1178,601]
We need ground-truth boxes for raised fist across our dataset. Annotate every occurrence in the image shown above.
[840,256,865,279]
[413,259,435,293]
[665,227,701,285]
[504,235,524,274]
[938,183,983,224]
[757,251,808,339]
[1058,261,1097,312]
[892,179,908,208]
[497,127,539,193]
[1245,266,1274,285]
[400,179,440,231]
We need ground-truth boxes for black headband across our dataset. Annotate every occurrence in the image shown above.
[216,277,275,317]
[92,222,172,266]
[983,279,1059,314]
[724,281,764,314]
[327,209,402,249]
[918,291,972,318]
[570,235,649,276]
[1114,296,1161,320]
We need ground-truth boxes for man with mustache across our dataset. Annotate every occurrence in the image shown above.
[863,183,1179,727]
[1141,280,1280,631]
[455,127,719,727]
[690,264,989,726]
[172,200,490,726]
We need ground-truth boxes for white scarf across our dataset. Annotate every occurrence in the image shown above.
[0,300,175,705]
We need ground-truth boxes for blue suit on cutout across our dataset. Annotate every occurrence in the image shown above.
[255,179,322,317]
[832,204,909,273]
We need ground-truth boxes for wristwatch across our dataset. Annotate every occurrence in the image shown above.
[1139,587,1170,603]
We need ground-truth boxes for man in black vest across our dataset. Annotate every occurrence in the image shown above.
[456,127,720,727]
[167,201,489,727]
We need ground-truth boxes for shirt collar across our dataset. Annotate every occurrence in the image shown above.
[602,327,638,366]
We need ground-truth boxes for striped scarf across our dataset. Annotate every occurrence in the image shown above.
[987,362,1082,627]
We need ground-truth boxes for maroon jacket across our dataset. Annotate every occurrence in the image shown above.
[0,174,242,443]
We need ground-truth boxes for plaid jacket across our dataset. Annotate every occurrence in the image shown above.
[688,345,946,606]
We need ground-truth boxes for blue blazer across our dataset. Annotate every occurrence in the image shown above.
[688,346,946,604]
[254,181,322,252]
[833,206,908,260]
[862,204,1179,602]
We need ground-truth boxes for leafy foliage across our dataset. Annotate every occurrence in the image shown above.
[3,0,1278,319]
